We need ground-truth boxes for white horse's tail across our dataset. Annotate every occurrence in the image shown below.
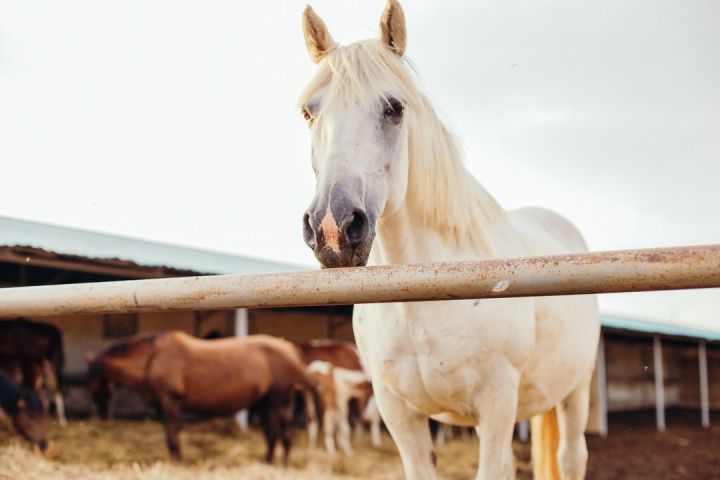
[531,407,561,480]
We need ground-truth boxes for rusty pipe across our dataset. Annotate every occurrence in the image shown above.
[0,245,718,318]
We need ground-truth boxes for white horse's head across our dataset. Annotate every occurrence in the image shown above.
[299,0,414,268]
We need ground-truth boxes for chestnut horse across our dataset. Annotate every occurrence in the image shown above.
[299,340,364,371]
[87,331,322,464]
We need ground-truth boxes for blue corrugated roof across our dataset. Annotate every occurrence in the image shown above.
[0,216,308,275]
[601,314,720,341]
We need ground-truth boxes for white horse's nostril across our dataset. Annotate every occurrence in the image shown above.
[344,209,369,247]
[302,212,316,249]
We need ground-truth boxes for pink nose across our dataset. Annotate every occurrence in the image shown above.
[303,205,371,268]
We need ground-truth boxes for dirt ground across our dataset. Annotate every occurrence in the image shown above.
[0,409,717,479]
[585,409,720,480]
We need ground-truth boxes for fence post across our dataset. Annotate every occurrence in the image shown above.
[699,340,710,428]
[653,335,666,432]
[234,308,249,431]
[517,421,529,442]
[597,335,608,437]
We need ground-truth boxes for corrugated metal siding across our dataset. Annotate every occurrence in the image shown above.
[0,216,307,275]
[601,314,720,341]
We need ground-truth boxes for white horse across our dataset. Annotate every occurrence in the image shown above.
[298,1,600,479]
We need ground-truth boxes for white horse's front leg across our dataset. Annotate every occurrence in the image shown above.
[374,383,436,479]
[474,367,520,480]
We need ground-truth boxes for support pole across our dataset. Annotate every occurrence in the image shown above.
[699,340,710,428]
[517,421,529,442]
[597,335,608,437]
[653,335,666,432]
[234,308,249,431]
[234,308,248,337]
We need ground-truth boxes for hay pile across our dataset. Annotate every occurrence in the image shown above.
[0,419,532,479]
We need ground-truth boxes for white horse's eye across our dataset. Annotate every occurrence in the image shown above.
[383,98,404,122]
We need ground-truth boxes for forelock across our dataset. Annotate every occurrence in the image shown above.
[299,39,421,114]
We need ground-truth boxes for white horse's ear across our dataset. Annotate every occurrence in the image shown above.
[303,5,337,64]
[380,0,406,56]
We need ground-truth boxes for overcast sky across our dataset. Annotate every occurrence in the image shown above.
[1,0,719,330]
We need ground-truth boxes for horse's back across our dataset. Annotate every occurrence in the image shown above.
[160,332,303,365]
[506,206,589,255]
[150,332,306,413]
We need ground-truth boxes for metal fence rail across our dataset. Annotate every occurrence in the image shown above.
[0,245,718,318]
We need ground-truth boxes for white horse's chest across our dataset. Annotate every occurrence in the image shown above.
[354,298,535,418]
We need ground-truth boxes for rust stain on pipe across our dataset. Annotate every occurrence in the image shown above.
[0,245,718,318]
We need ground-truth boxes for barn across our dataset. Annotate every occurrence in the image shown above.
[0,215,353,416]
[1,215,717,429]
[589,314,720,434]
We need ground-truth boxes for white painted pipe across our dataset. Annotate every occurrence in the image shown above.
[0,245,719,318]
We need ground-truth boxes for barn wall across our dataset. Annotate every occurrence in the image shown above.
[20,308,352,377]
[605,337,658,411]
[248,308,354,343]
[707,349,720,410]
[195,310,234,338]
[137,311,195,336]
[674,346,720,409]
[698,344,720,410]
[602,335,720,413]
[24,311,234,376]
[673,345,703,409]
[329,317,354,342]
[662,342,698,409]
[25,315,106,376]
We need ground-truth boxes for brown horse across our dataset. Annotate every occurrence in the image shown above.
[87,331,322,464]
[299,340,364,371]
[0,369,48,450]
[0,319,66,425]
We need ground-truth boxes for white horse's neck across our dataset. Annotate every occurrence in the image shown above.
[370,123,512,265]
[372,191,497,265]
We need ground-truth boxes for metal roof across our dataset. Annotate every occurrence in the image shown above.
[0,216,307,275]
[601,313,720,341]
